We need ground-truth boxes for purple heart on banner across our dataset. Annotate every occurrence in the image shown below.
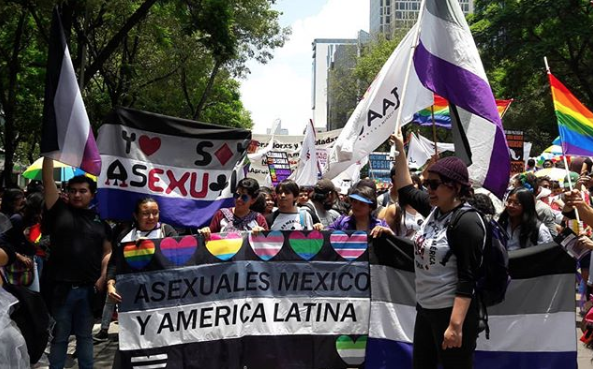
[159,236,198,266]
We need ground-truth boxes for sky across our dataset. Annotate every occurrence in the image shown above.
[239,0,370,135]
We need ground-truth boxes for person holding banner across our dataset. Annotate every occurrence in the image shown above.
[391,130,483,369]
[327,186,393,237]
[200,178,268,238]
[101,197,178,341]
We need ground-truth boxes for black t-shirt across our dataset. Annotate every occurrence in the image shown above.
[44,200,112,284]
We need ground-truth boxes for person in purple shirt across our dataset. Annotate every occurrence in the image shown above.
[328,186,394,238]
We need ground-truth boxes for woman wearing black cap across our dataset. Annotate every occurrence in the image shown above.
[391,129,483,369]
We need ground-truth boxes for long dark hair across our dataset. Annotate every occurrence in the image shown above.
[499,187,539,248]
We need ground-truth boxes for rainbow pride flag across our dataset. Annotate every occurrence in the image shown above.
[413,94,451,127]
[549,73,593,156]
[413,94,512,128]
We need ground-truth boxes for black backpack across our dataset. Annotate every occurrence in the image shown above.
[448,206,510,339]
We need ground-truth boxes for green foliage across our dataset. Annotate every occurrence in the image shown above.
[470,0,593,155]
[0,0,289,184]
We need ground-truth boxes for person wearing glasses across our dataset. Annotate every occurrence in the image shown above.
[498,187,552,251]
[199,178,268,238]
[390,129,483,369]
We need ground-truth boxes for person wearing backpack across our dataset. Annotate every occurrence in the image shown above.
[391,129,483,369]
[498,187,552,251]
[302,179,340,228]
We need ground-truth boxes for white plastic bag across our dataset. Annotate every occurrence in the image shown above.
[0,286,30,368]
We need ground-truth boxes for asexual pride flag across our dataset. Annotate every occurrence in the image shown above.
[96,107,251,227]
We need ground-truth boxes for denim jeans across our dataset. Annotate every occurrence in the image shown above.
[49,285,94,369]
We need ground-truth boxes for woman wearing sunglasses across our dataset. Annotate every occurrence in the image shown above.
[199,178,268,238]
[391,129,483,369]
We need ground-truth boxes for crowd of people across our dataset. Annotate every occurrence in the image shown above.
[2,140,593,368]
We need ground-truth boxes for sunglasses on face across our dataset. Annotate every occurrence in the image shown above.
[233,192,250,202]
[424,179,443,191]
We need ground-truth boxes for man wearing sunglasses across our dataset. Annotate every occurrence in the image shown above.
[200,178,268,238]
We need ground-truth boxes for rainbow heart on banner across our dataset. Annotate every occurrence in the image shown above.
[249,231,284,261]
[123,239,156,269]
[206,232,243,261]
[335,335,367,366]
[160,236,198,266]
[288,231,324,260]
[330,231,368,261]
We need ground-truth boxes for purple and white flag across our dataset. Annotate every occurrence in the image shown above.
[41,8,101,175]
[413,0,510,198]
[96,107,251,228]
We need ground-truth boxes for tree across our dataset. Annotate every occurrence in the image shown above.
[470,0,593,154]
[0,0,289,185]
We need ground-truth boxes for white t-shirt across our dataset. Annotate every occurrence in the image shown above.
[400,210,424,239]
[270,210,314,231]
[120,226,163,243]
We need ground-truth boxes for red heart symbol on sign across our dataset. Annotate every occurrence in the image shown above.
[139,135,161,156]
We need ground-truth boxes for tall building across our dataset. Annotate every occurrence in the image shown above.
[311,36,364,132]
[370,0,474,36]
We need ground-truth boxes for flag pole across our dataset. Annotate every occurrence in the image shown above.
[430,105,438,157]
[499,99,514,118]
[393,0,427,134]
[545,56,582,226]
[310,119,323,179]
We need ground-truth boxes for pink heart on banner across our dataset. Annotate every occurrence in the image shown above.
[249,231,284,261]
[139,135,161,156]
[160,236,198,266]
[330,231,368,261]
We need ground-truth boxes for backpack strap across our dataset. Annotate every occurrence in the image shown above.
[221,208,235,223]
[381,192,390,208]
[299,210,306,227]
[445,205,487,267]
[301,203,321,224]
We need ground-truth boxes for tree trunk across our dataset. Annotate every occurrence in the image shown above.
[193,59,222,121]
[1,12,26,188]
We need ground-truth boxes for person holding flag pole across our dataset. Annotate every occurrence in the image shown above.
[40,7,111,369]
[388,0,514,367]
[546,57,593,306]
